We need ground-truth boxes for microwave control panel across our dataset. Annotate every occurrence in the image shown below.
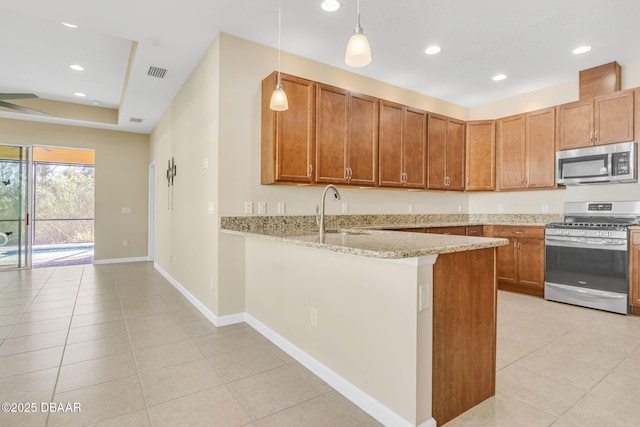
[612,152,630,176]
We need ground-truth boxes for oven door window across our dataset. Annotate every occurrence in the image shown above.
[545,245,628,293]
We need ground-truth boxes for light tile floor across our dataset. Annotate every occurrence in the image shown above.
[0,262,638,426]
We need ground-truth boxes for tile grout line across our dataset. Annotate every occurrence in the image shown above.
[114,271,156,427]
[44,265,84,427]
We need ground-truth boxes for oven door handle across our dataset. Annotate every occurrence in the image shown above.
[545,236,627,250]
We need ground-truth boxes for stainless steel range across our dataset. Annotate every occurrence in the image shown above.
[545,201,640,315]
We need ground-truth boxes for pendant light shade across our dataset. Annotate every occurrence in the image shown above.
[345,0,371,67]
[269,82,289,111]
[270,0,288,111]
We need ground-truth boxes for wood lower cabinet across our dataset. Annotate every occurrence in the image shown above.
[496,107,556,190]
[379,101,427,188]
[428,114,465,190]
[433,248,496,424]
[261,72,315,184]
[466,121,495,191]
[316,84,378,186]
[558,90,634,150]
[630,229,640,312]
[489,226,545,296]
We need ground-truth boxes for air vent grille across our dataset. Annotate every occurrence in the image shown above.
[147,66,168,78]
[129,117,143,123]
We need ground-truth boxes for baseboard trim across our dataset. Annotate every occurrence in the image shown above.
[94,256,149,265]
[245,313,431,427]
[152,263,434,427]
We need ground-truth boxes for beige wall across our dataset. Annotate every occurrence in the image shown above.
[0,118,149,260]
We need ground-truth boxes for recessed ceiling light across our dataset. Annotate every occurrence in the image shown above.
[74,92,86,97]
[62,22,78,28]
[492,74,507,81]
[425,45,441,55]
[69,64,84,71]
[321,0,340,11]
[572,46,591,55]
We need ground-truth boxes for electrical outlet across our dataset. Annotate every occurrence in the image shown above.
[342,202,349,214]
[408,203,414,214]
[418,284,431,311]
[121,207,132,214]
[208,202,215,214]
[210,277,215,292]
[497,204,504,213]
[244,201,253,215]
[542,203,549,213]
[277,202,285,214]
[258,202,266,215]
[458,204,462,213]
[122,240,128,247]
[310,307,318,327]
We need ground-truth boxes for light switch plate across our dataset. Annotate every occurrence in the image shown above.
[244,201,253,215]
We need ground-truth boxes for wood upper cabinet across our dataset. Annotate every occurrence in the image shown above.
[526,107,556,188]
[631,229,640,308]
[261,72,315,184]
[379,100,427,188]
[496,107,556,190]
[558,90,634,150]
[489,226,545,296]
[428,114,465,190]
[466,120,495,191]
[315,83,378,186]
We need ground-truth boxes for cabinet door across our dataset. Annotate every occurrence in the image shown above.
[517,238,545,291]
[496,238,517,284]
[595,90,634,145]
[558,99,593,150]
[466,121,495,191]
[446,118,466,190]
[428,114,448,189]
[316,84,349,183]
[526,107,556,188]
[403,107,428,188]
[631,231,640,307]
[378,101,404,187]
[348,93,379,186]
[496,114,526,190]
[261,73,315,184]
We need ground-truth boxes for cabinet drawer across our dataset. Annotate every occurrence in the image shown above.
[465,226,484,237]
[427,226,467,236]
[492,226,544,239]
[397,228,427,233]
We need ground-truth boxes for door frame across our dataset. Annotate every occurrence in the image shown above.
[148,161,156,262]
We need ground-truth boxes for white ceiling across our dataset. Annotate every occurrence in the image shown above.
[0,0,639,134]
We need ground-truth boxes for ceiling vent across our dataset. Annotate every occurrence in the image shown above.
[147,66,168,79]
[129,117,143,123]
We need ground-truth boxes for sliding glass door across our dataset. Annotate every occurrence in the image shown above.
[0,145,31,269]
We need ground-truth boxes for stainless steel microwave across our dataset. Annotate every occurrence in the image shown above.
[556,141,637,185]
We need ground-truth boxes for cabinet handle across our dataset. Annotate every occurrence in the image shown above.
[308,164,313,177]
[514,231,523,234]
[590,130,594,142]
[402,172,408,183]
[595,130,598,141]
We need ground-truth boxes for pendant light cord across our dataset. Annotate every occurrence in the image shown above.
[277,0,282,87]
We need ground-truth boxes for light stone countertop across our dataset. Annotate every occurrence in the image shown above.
[222,227,509,259]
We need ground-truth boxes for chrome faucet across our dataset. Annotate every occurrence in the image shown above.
[317,184,341,237]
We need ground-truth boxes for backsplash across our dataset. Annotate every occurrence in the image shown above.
[220,213,563,232]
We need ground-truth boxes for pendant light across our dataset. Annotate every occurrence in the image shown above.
[269,0,289,111]
[345,0,371,67]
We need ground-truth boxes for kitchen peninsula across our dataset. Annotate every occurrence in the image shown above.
[222,219,508,427]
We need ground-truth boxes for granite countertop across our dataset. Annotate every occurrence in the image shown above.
[222,227,509,259]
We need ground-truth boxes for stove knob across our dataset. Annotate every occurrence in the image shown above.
[597,231,603,236]
[607,232,613,237]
